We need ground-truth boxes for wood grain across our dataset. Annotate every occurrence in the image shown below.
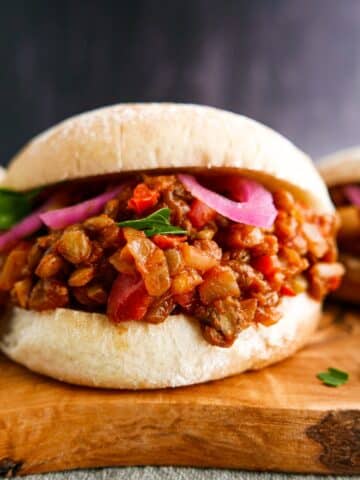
[0,305,359,476]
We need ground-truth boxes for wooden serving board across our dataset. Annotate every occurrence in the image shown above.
[0,305,359,477]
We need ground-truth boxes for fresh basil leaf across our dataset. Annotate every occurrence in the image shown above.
[118,207,187,237]
[317,367,349,387]
[0,187,43,230]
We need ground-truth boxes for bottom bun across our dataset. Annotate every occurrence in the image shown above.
[0,293,320,389]
[333,253,360,303]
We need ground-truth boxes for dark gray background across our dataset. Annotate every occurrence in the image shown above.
[1,0,359,165]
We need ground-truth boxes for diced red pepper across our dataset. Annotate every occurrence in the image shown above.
[128,183,159,215]
[187,199,216,228]
[280,284,296,296]
[152,234,187,249]
[107,273,152,323]
[328,276,342,291]
[252,254,280,277]
[173,290,195,310]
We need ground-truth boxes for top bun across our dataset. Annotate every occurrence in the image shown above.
[318,146,360,187]
[4,103,332,213]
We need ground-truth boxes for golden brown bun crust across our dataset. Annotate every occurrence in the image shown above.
[0,294,320,389]
[4,103,333,213]
[318,146,360,186]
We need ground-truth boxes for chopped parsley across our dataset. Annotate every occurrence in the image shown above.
[118,208,187,237]
[317,367,349,387]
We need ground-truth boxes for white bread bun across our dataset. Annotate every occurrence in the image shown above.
[0,166,6,183]
[0,104,332,388]
[318,148,360,304]
[4,103,332,213]
[318,146,360,186]
[0,294,319,389]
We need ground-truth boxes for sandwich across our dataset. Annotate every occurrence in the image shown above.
[318,147,360,303]
[0,104,343,388]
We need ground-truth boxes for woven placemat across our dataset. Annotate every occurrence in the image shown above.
[23,467,347,480]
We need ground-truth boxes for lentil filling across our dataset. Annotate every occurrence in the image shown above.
[0,174,343,347]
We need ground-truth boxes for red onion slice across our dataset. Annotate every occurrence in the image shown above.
[40,185,125,229]
[0,200,51,252]
[344,185,360,207]
[178,174,277,228]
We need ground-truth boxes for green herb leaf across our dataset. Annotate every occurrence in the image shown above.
[118,208,187,237]
[0,188,43,230]
[317,367,349,387]
[24,187,44,202]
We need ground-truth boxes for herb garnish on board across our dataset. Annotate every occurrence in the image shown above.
[317,367,349,387]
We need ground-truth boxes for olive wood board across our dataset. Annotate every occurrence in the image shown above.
[0,304,359,477]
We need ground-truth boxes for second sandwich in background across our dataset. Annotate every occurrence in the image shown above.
[318,147,360,303]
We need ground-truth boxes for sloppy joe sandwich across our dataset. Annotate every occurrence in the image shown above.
[318,147,360,303]
[0,104,343,388]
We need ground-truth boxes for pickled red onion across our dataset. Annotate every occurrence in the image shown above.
[178,174,277,228]
[40,185,125,229]
[344,185,360,207]
[0,185,126,251]
[225,176,271,203]
[0,201,51,252]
